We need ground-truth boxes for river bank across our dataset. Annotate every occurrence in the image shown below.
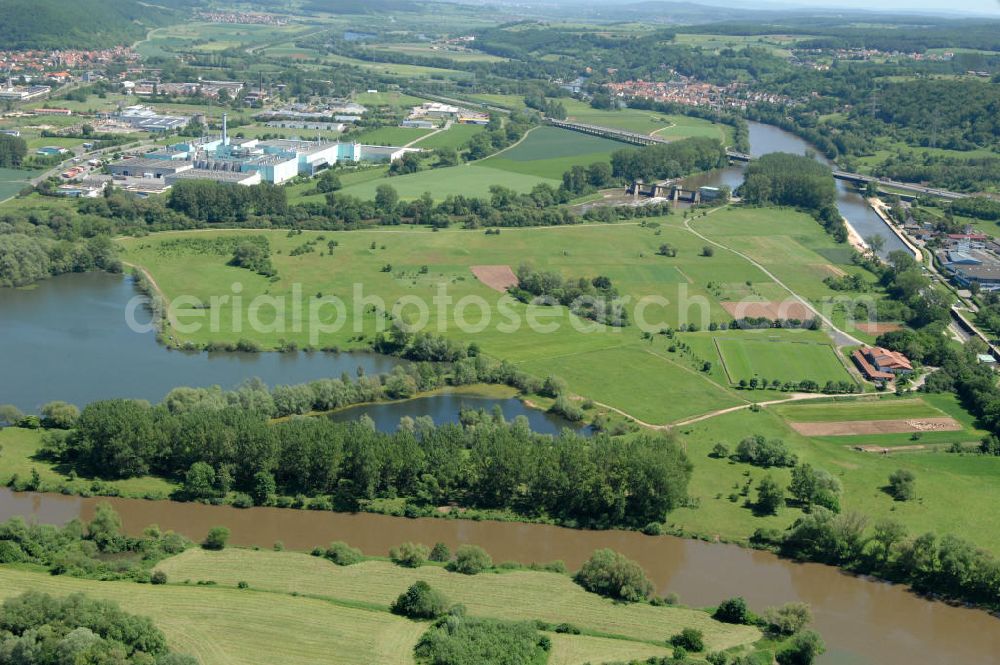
[2,487,998,665]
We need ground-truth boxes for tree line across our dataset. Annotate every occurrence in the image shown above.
[44,401,691,529]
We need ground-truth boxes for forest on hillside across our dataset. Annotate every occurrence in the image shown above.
[0,0,185,49]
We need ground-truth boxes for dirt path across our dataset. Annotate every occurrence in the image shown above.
[682,206,863,348]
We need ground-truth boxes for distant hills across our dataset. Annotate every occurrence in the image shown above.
[0,0,186,50]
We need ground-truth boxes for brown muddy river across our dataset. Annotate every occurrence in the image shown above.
[1,488,996,665]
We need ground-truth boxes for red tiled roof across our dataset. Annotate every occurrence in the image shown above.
[853,349,894,380]
[866,346,912,371]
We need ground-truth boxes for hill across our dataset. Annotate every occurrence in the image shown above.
[0,0,182,50]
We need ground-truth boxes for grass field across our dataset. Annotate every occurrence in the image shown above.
[338,163,559,201]
[715,338,854,386]
[561,100,729,142]
[0,167,40,201]
[772,397,947,422]
[672,403,1000,555]
[372,42,507,63]
[410,123,484,150]
[352,126,435,146]
[0,427,177,497]
[0,566,425,665]
[117,206,883,424]
[157,549,761,652]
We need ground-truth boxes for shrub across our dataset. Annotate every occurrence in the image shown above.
[776,630,826,665]
[325,541,364,566]
[429,542,451,562]
[390,542,429,568]
[888,469,916,501]
[202,527,230,551]
[150,570,167,585]
[763,602,812,636]
[390,580,450,619]
[447,544,493,575]
[573,549,653,602]
[713,597,751,624]
[670,628,705,652]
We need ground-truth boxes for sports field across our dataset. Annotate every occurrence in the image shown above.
[715,338,854,386]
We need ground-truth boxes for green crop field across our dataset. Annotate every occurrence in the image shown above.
[158,549,761,652]
[0,567,425,665]
[476,126,623,179]
[715,338,854,386]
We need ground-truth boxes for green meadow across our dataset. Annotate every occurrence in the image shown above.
[117,205,884,425]
[672,401,1000,555]
[561,99,730,142]
[339,163,559,201]
[158,549,760,652]
[352,126,435,146]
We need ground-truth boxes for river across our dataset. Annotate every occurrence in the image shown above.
[0,487,997,665]
[682,121,907,258]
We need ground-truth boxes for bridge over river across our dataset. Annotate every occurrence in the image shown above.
[548,118,972,200]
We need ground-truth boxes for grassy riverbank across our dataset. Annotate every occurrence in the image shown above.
[0,545,767,665]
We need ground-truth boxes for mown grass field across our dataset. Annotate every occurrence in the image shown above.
[0,566,425,665]
[692,205,885,342]
[715,338,853,386]
[117,206,880,424]
[0,168,39,201]
[157,549,761,652]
